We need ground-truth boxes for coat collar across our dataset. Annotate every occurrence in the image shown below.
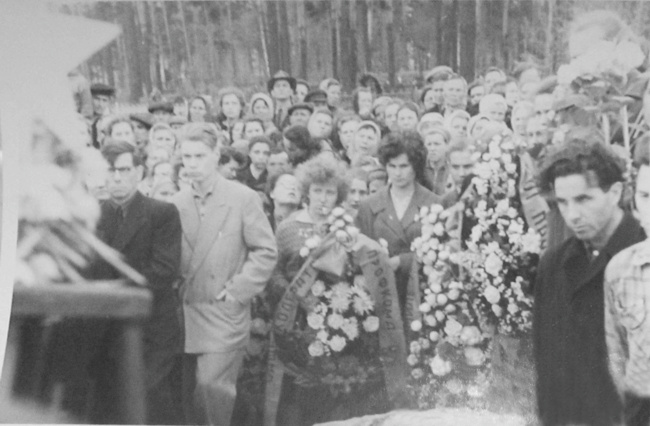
[109,191,147,251]
[564,211,645,296]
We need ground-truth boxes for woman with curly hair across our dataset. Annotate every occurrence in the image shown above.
[270,155,350,426]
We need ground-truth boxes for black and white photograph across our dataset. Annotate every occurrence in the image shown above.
[1,1,650,425]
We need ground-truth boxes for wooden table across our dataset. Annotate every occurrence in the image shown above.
[3,281,152,424]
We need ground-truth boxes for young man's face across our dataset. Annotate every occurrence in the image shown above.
[443,79,465,107]
[346,178,369,211]
[554,172,622,247]
[132,121,149,145]
[357,91,373,116]
[244,122,265,141]
[249,142,270,171]
[431,81,446,105]
[469,86,485,106]
[295,83,309,103]
[271,80,293,101]
[635,164,650,235]
[180,140,219,184]
[106,153,142,203]
[327,84,342,107]
[267,152,290,176]
[289,109,311,127]
[448,150,474,188]
[92,94,112,116]
[424,133,448,164]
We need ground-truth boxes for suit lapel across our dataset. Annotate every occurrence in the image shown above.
[176,189,200,250]
[111,192,147,251]
[187,179,232,275]
[400,184,428,232]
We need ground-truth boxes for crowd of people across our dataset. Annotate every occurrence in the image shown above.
[50,8,650,426]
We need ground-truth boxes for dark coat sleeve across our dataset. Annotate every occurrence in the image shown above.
[141,201,182,289]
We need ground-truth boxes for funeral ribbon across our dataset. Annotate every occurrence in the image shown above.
[264,233,409,426]
[518,152,549,251]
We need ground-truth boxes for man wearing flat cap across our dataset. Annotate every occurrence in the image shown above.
[148,101,174,124]
[304,89,329,110]
[130,112,155,150]
[90,83,116,148]
[287,102,313,127]
[268,70,296,130]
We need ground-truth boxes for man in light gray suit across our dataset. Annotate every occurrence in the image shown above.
[172,123,277,425]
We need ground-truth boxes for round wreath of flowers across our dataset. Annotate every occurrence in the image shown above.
[408,204,490,406]
[463,132,541,336]
[299,207,359,258]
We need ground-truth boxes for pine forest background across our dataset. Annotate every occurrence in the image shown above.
[56,0,650,104]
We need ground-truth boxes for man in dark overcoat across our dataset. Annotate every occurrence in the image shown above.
[533,131,645,426]
[93,140,183,424]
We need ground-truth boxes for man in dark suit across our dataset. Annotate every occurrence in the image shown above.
[94,141,183,425]
[533,131,645,426]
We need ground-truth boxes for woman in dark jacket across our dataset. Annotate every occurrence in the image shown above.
[355,131,441,309]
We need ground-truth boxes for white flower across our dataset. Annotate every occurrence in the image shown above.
[432,222,445,237]
[436,294,448,306]
[420,338,431,350]
[407,354,419,366]
[335,229,348,242]
[352,293,374,315]
[429,282,442,294]
[411,320,422,332]
[419,303,432,313]
[299,247,310,257]
[330,294,350,312]
[429,331,440,342]
[305,236,321,249]
[505,163,517,174]
[334,219,346,229]
[307,312,325,329]
[467,384,485,398]
[460,326,482,346]
[492,304,503,317]
[429,355,452,377]
[495,199,509,215]
[444,318,463,337]
[329,335,346,352]
[420,316,436,330]
[308,341,325,357]
[327,314,345,329]
[341,319,359,340]
[521,231,541,254]
[484,252,503,277]
[331,282,352,298]
[445,379,464,394]
[317,330,329,342]
[430,204,444,214]
[331,206,346,217]
[484,285,501,304]
[448,289,460,301]
[508,303,519,315]
[311,280,326,297]
[346,226,359,239]
[435,310,446,322]
[363,316,380,332]
[464,347,486,366]
[410,341,422,354]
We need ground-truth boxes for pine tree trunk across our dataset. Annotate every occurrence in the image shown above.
[386,0,396,88]
[297,0,308,79]
[458,0,476,81]
[177,1,192,72]
[359,0,372,72]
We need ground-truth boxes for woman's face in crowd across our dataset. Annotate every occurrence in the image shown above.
[354,127,379,157]
[271,174,302,205]
[431,81,445,105]
[252,99,271,118]
[384,103,400,129]
[512,108,533,137]
[249,142,270,170]
[397,108,418,131]
[146,147,170,170]
[346,178,369,211]
[152,129,175,153]
[308,112,333,139]
[244,122,265,140]
[423,89,437,111]
[221,94,242,119]
[424,133,448,164]
[111,122,136,145]
[231,121,245,141]
[295,84,309,103]
[189,99,207,122]
[469,86,485,106]
[386,153,416,189]
[152,162,174,183]
[339,120,360,150]
[174,101,188,118]
[505,82,521,107]
[485,103,507,123]
[327,84,341,107]
[308,181,338,218]
[449,117,468,140]
[471,118,489,138]
[357,91,374,116]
